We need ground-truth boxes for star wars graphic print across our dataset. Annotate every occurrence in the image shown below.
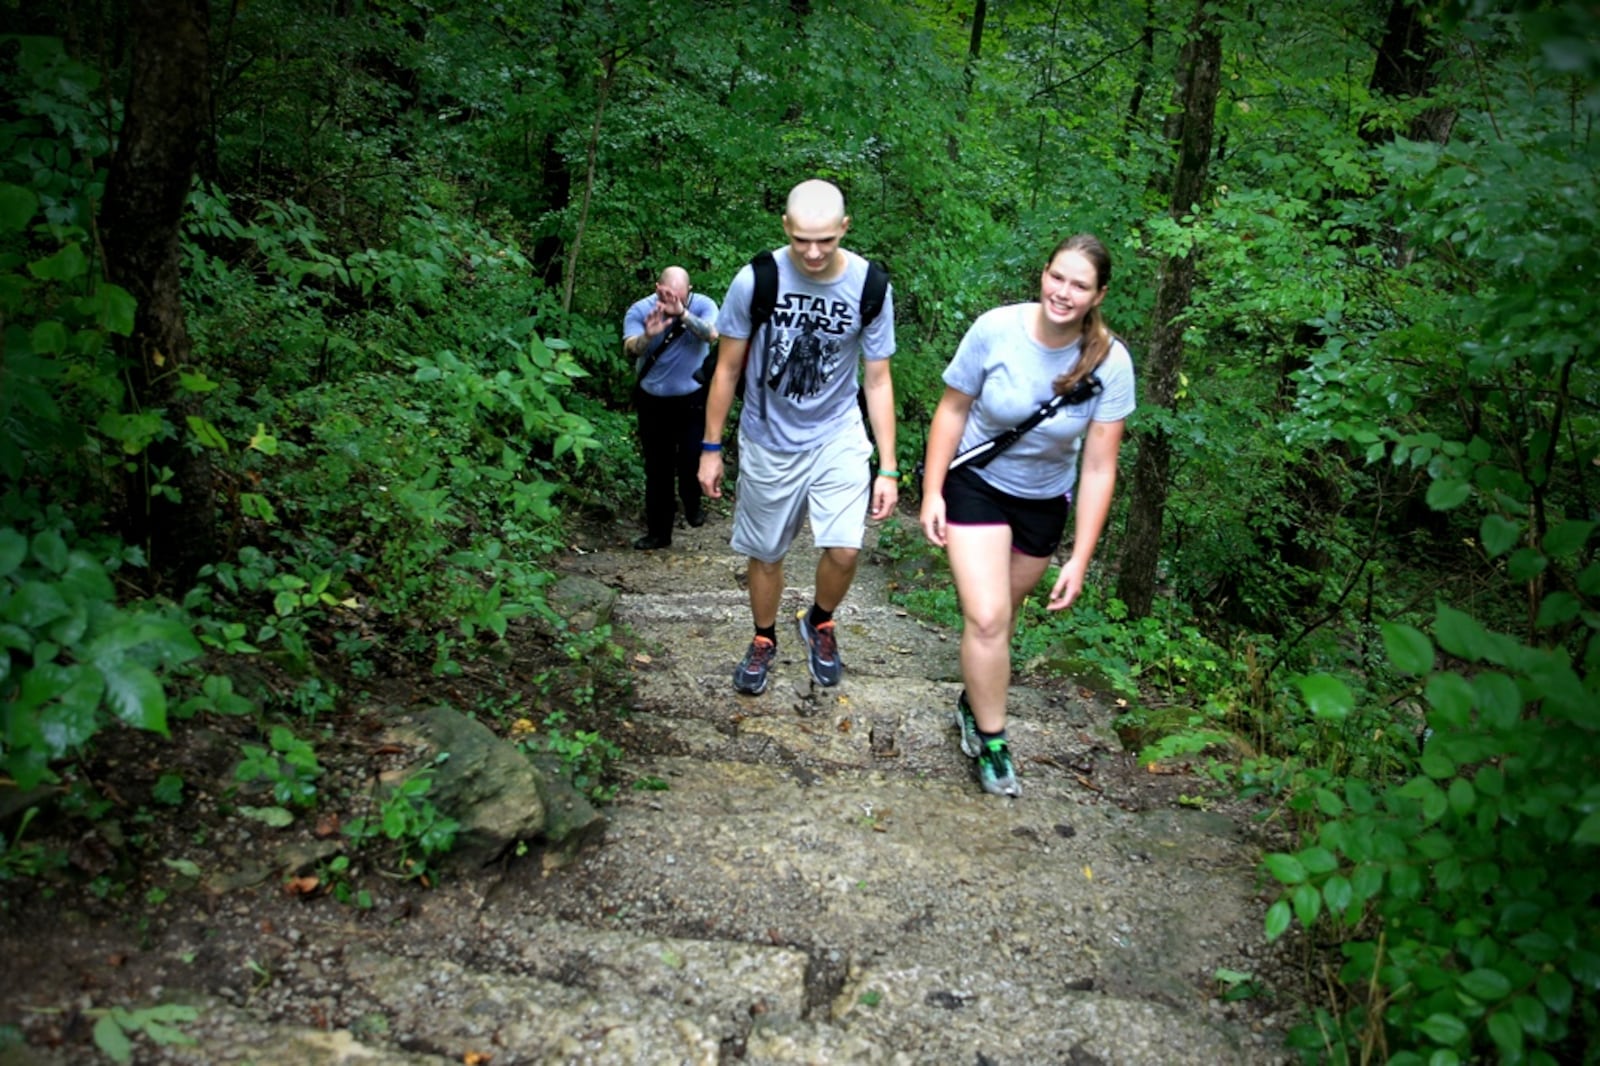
[760,291,857,401]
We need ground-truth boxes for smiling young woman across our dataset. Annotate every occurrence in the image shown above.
[918,233,1136,797]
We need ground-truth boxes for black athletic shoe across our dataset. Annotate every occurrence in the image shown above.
[633,534,670,550]
[733,637,776,695]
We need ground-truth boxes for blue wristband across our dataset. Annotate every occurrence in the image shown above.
[701,441,722,452]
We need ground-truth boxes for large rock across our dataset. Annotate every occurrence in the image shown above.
[381,705,552,869]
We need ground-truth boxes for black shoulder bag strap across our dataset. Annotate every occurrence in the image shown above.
[635,317,688,382]
[948,373,1104,472]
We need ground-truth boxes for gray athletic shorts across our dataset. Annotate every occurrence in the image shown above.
[731,425,873,563]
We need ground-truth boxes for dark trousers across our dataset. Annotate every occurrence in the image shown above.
[634,386,706,542]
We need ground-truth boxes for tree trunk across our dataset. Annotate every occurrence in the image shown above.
[99,0,214,590]
[947,0,986,162]
[1365,0,1453,146]
[1120,0,1156,151]
[1116,0,1222,619]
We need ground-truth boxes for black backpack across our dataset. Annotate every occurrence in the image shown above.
[746,250,889,423]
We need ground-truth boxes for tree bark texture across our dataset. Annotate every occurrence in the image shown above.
[1116,2,1222,619]
[1366,0,1453,146]
[99,0,214,588]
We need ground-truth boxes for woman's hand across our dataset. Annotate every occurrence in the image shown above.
[1046,554,1089,611]
[920,495,948,547]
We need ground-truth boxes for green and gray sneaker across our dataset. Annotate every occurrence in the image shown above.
[976,737,1021,797]
[954,690,981,758]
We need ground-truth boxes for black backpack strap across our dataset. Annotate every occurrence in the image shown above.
[860,260,888,332]
[749,251,778,333]
[749,251,778,420]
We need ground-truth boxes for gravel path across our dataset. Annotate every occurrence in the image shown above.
[0,509,1296,1065]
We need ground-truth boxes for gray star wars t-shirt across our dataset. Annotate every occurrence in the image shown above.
[716,247,895,452]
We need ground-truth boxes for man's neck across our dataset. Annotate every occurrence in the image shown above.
[785,247,847,282]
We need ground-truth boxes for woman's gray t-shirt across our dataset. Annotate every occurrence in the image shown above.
[942,303,1136,499]
[717,247,895,452]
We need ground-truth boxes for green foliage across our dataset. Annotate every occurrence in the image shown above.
[0,525,202,790]
[1266,606,1598,1063]
[233,725,322,809]
[344,766,459,884]
[90,1004,198,1064]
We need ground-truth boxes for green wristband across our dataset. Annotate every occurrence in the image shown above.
[878,469,901,480]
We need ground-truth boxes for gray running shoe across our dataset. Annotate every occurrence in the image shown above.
[795,610,842,687]
[954,690,981,758]
[976,737,1021,797]
[733,637,776,695]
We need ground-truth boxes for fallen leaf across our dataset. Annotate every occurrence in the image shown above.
[283,876,320,898]
[838,718,852,733]
[463,1051,494,1065]
[314,813,341,838]
[1083,865,1093,881]
[633,653,653,664]
[508,718,536,738]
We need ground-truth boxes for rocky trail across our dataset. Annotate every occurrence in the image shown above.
[1,509,1296,1065]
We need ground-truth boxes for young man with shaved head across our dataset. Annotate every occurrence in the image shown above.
[699,179,900,695]
[624,265,720,550]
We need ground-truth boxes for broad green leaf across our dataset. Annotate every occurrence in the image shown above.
[83,283,138,335]
[1264,899,1291,941]
[1425,672,1474,728]
[32,529,68,572]
[28,242,88,282]
[1345,779,1376,813]
[93,1015,133,1063]
[1292,883,1322,927]
[1322,874,1353,915]
[1534,592,1580,628]
[1264,853,1307,884]
[1478,514,1521,557]
[186,415,229,452]
[1536,970,1572,1013]
[1314,787,1345,817]
[1447,777,1475,815]
[1382,622,1434,674]
[1434,604,1489,661]
[1507,547,1547,582]
[238,805,294,827]
[1574,810,1600,845]
[1460,967,1512,1002]
[1416,1012,1468,1045]
[1295,673,1352,721]
[0,527,26,576]
[1509,994,1547,1039]
[1350,863,1383,903]
[84,616,201,666]
[1299,846,1339,875]
[37,674,104,753]
[1420,750,1455,779]
[0,183,39,232]
[30,320,69,355]
[1543,519,1594,558]
[1472,671,1523,730]
[1486,1010,1523,1056]
[1,581,70,627]
[1426,477,1471,510]
[1416,831,1455,860]
[100,659,169,732]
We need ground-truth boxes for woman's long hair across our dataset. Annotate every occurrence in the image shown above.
[1047,234,1114,395]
